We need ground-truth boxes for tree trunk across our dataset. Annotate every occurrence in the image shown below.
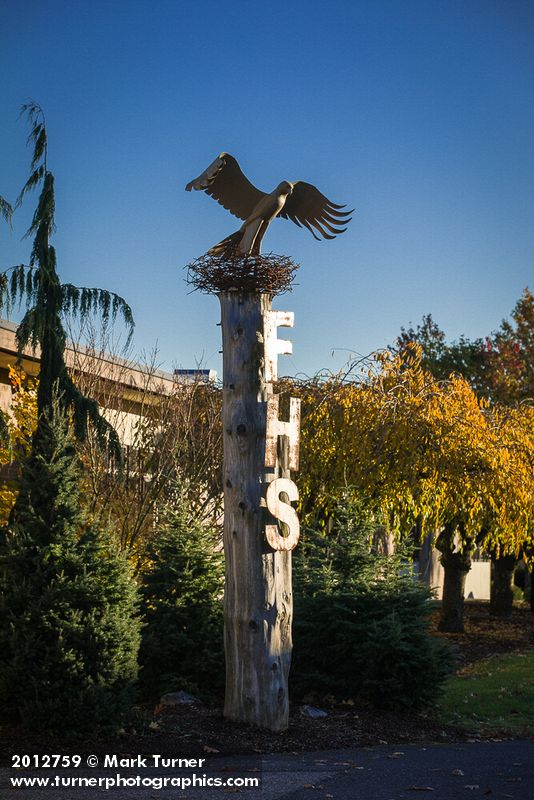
[438,546,472,632]
[490,554,516,617]
[520,546,534,613]
[219,291,293,731]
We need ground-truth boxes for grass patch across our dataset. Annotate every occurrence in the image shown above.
[436,651,534,735]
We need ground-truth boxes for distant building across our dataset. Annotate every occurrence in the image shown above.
[0,318,215,447]
[174,368,217,384]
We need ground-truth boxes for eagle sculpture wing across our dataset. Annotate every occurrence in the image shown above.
[279,181,353,240]
[186,153,266,221]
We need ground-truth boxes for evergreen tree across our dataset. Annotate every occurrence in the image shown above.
[0,103,133,458]
[0,104,140,734]
[0,407,140,733]
[139,502,224,702]
[291,498,454,709]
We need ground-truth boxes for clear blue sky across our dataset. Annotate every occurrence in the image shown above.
[1,0,533,378]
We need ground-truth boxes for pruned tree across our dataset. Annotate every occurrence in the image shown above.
[393,292,534,615]
[296,347,534,632]
[482,403,534,616]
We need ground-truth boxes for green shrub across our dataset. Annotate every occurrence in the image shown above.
[138,507,224,702]
[0,412,140,735]
[291,500,454,709]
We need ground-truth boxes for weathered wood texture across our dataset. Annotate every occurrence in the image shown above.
[265,477,300,551]
[265,395,300,470]
[219,291,293,731]
[264,310,294,382]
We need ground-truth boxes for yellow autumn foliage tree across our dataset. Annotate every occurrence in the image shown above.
[0,366,38,523]
[295,346,534,630]
[297,347,492,533]
[483,403,534,556]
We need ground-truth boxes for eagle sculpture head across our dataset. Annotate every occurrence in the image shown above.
[276,181,294,196]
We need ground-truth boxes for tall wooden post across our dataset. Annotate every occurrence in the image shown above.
[219,290,300,731]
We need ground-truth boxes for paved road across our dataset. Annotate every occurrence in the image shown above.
[2,741,533,799]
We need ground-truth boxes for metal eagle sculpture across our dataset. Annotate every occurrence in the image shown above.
[186,153,353,257]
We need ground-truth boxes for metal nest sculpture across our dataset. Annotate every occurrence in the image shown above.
[186,252,299,296]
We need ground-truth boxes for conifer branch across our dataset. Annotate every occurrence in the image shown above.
[62,372,124,466]
[26,171,55,240]
[16,306,41,353]
[16,102,48,209]
[61,285,134,345]
[0,265,35,315]
[0,102,135,465]
[1,196,13,229]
